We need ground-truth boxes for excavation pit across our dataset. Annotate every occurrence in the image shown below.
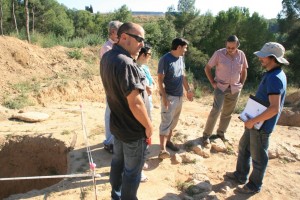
[0,136,68,199]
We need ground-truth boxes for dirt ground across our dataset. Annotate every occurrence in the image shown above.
[0,36,300,200]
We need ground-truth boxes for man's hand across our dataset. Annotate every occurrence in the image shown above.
[162,95,170,110]
[145,124,154,139]
[245,119,255,129]
[212,81,217,89]
[187,91,194,101]
[146,86,152,96]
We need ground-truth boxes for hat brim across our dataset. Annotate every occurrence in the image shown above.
[254,51,289,65]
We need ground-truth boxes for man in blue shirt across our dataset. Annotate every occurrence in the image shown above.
[226,42,289,194]
[157,38,194,159]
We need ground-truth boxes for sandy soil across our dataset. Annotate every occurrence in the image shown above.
[0,36,299,200]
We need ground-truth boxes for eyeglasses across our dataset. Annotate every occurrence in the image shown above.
[226,46,237,50]
[125,32,144,43]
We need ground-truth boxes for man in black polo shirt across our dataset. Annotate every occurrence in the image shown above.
[100,22,153,200]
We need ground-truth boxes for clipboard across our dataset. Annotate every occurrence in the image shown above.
[239,95,269,130]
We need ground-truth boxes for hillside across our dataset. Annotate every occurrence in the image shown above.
[0,36,104,106]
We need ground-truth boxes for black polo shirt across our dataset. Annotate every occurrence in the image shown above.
[100,44,150,142]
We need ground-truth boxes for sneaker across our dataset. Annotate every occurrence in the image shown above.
[143,163,149,170]
[140,171,148,182]
[158,150,170,159]
[104,144,113,154]
[236,185,260,194]
[225,172,246,184]
[166,141,179,151]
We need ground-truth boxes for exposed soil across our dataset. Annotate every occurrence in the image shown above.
[0,36,299,200]
[0,136,68,199]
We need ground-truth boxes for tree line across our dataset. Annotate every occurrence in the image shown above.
[0,0,299,86]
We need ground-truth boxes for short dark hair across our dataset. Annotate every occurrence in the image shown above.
[268,56,281,65]
[227,35,240,47]
[171,38,189,50]
[138,42,152,59]
[117,22,136,39]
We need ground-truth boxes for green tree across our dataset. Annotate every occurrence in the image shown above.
[185,45,209,80]
[186,12,214,50]
[143,22,162,50]
[28,0,43,34]
[239,12,275,82]
[112,5,132,22]
[40,9,74,37]
[156,18,177,55]
[85,5,93,13]
[171,0,200,37]
[278,0,300,85]
[73,10,95,37]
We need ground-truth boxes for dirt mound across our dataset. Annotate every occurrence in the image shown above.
[0,136,68,199]
[0,36,104,105]
[278,90,300,127]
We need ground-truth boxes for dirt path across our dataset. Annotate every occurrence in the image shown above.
[1,100,299,200]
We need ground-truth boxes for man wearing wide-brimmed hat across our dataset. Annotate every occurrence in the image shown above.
[225,42,289,194]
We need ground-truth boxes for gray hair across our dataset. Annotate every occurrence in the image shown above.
[108,21,123,34]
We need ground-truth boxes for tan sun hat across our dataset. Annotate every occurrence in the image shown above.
[254,42,289,65]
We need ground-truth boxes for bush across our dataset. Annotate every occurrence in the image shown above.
[13,81,40,94]
[61,34,104,48]
[3,94,34,109]
[67,49,83,60]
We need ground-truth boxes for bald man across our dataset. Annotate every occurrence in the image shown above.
[100,22,153,200]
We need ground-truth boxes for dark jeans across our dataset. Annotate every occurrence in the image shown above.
[110,137,147,200]
[234,128,270,191]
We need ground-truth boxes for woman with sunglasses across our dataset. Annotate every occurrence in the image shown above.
[137,43,156,114]
[136,43,156,182]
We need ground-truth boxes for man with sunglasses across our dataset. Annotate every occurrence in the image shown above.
[100,22,153,200]
[202,35,248,146]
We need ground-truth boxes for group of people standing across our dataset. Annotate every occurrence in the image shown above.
[100,21,289,200]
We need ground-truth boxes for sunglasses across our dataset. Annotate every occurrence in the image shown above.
[125,32,144,43]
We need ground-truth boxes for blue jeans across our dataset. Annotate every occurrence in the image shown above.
[110,137,147,200]
[234,128,270,191]
[104,101,114,145]
[203,87,240,137]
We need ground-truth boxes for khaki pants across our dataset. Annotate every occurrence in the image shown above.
[203,87,240,137]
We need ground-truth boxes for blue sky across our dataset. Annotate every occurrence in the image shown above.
[56,0,283,19]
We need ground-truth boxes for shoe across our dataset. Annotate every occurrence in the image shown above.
[225,172,246,184]
[143,163,149,170]
[141,171,148,182]
[158,150,170,159]
[202,136,210,146]
[104,144,113,154]
[236,185,260,194]
[166,141,179,151]
[217,134,228,142]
